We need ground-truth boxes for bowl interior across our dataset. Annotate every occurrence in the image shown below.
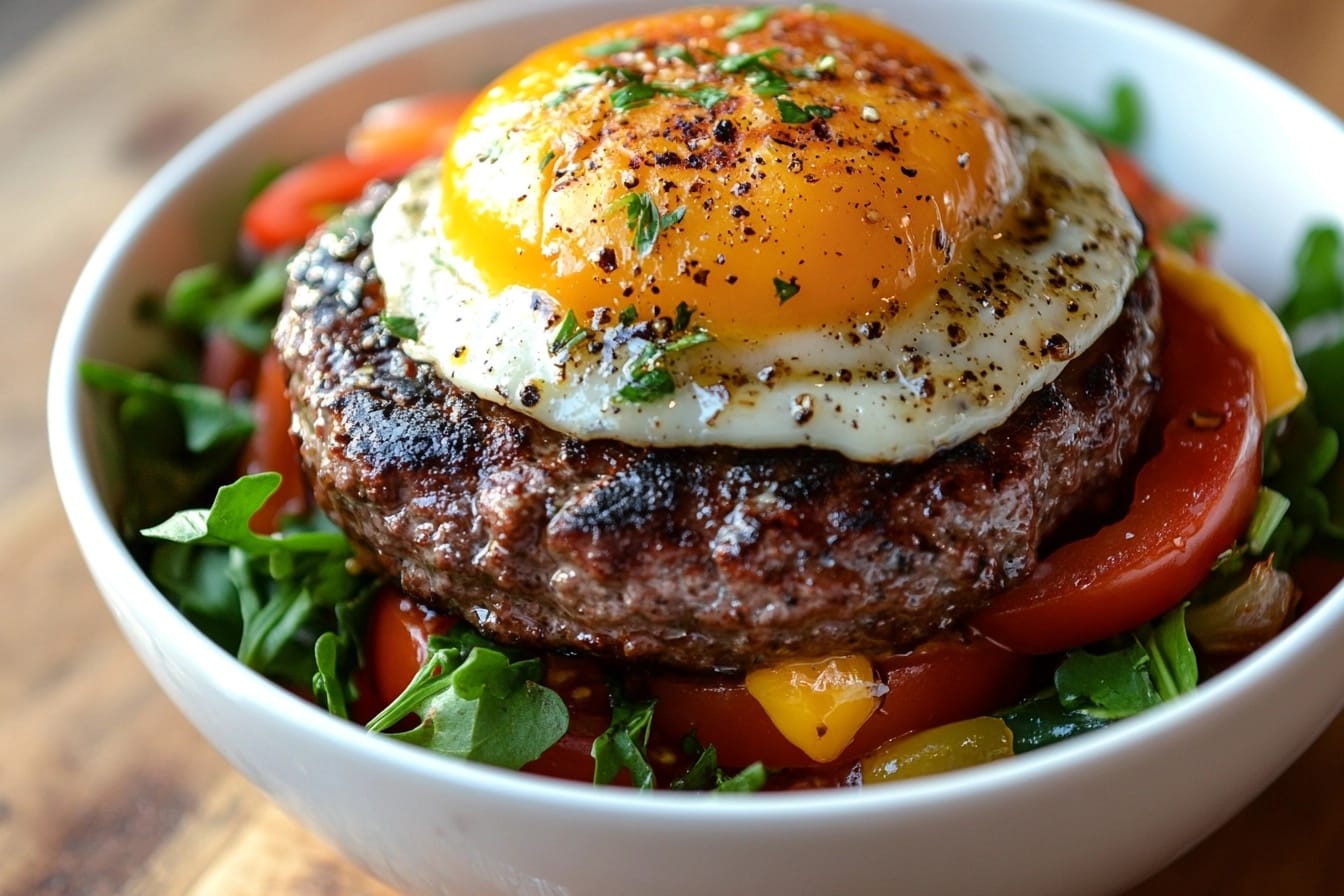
[48,2,1344,895]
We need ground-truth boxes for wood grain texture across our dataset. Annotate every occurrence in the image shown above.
[3,1,1341,894]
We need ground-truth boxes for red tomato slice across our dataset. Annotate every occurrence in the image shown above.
[972,290,1265,654]
[242,93,471,254]
[366,586,455,707]
[199,330,259,400]
[346,93,473,163]
[241,152,423,254]
[647,638,1030,770]
[1105,147,1212,263]
[237,349,308,533]
[365,593,614,782]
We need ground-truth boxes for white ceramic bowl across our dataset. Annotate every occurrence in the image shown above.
[48,2,1344,895]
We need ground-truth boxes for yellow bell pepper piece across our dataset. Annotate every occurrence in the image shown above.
[861,716,1014,784]
[745,655,881,763]
[1154,244,1305,420]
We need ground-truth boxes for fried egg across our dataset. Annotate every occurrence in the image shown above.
[373,5,1142,463]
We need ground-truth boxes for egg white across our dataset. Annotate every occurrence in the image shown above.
[373,73,1141,463]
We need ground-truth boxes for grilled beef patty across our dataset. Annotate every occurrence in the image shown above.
[275,185,1162,672]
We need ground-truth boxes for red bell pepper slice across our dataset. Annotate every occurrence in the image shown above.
[972,290,1265,654]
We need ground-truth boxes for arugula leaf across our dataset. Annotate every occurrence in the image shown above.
[1002,601,1197,747]
[313,631,350,719]
[671,736,768,792]
[1054,640,1160,719]
[369,629,568,770]
[161,255,289,351]
[1164,214,1218,254]
[714,762,768,792]
[1054,81,1143,148]
[1278,224,1344,332]
[80,360,253,453]
[996,694,1111,753]
[592,682,657,788]
[142,473,374,692]
[1140,602,1198,701]
[81,360,255,538]
[1247,488,1292,555]
[1252,225,1344,567]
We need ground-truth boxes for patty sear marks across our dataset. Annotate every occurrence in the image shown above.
[274,187,1163,672]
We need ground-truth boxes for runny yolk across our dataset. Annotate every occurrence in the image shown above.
[439,6,1020,341]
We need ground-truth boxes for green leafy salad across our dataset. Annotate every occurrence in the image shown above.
[80,81,1344,787]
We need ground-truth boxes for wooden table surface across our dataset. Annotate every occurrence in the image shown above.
[5,1,1343,893]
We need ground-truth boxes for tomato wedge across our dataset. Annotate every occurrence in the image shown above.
[365,586,455,708]
[972,289,1265,654]
[243,93,471,254]
[236,349,308,533]
[241,151,424,254]
[346,94,474,163]
[648,638,1029,770]
[1104,147,1212,263]
[199,330,259,400]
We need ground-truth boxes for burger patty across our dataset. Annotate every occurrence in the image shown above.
[275,185,1162,672]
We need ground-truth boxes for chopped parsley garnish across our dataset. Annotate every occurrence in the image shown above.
[657,44,697,66]
[619,304,639,326]
[719,6,776,39]
[776,97,834,123]
[549,308,588,355]
[678,85,732,110]
[379,313,419,341]
[718,48,791,97]
[790,54,837,80]
[773,276,801,304]
[551,62,732,114]
[610,78,660,112]
[614,192,686,258]
[616,329,714,403]
[545,68,605,107]
[584,36,643,56]
[673,301,692,331]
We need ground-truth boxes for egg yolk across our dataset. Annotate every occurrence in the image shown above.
[439,6,1020,341]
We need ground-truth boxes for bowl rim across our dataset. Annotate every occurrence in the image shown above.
[47,0,1344,824]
